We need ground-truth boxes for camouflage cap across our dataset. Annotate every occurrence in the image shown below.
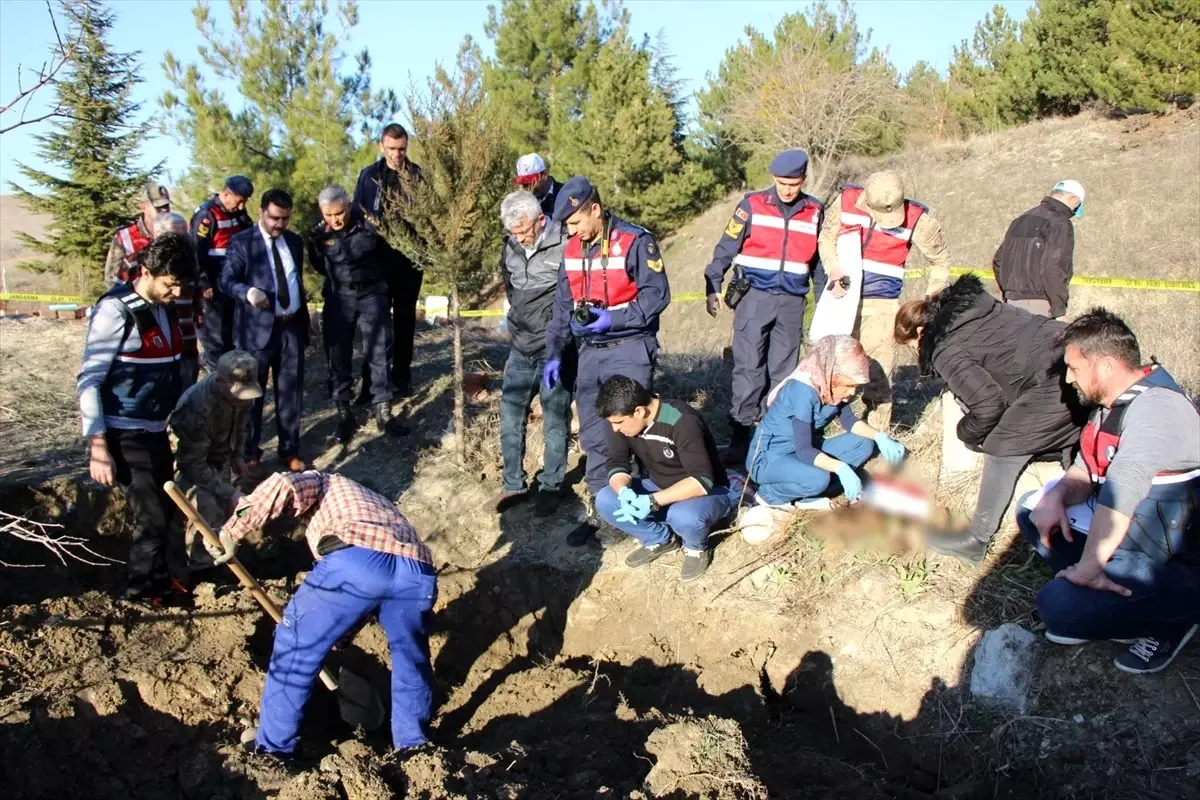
[856,170,906,229]
[142,182,171,209]
[216,350,263,400]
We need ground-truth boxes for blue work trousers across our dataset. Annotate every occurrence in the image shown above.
[500,348,572,493]
[575,337,657,495]
[595,478,739,551]
[325,289,392,405]
[1017,506,1200,642]
[750,432,874,506]
[256,546,438,754]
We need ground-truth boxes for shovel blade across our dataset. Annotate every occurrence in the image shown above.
[336,666,386,731]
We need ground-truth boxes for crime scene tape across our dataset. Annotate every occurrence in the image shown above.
[4,268,1196,310]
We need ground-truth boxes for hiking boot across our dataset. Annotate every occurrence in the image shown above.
[374,403,409,437]
[1113,625,1198,675]
[534,489,559,518]
[333,401,357,444]
[490,488,529,514]
[926,533,989,565]
[624,538,681,569]
[1045,632,1135,646]
[680,548,712,582]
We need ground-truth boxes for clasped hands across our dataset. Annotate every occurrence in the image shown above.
[613,486,654,524]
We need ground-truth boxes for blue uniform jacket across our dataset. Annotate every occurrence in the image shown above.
[753,381,851,461]
[219,227,311,352]
[703,188,823,297]
[545,215,671,359]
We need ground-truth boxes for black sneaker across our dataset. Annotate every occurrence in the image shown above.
[680,548,712,582]
[374,403,409,437]
[926,533,989,565]
[1113,625,1198,675]
[624,538,681,569]
[533,489,558,518]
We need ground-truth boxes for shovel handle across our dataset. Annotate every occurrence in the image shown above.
[163,480,338,691]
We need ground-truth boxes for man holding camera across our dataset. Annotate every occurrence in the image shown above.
[704,150,823,466]
[544,176,671,546]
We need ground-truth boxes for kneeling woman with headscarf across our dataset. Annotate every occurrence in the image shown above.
[747,335,906,506]
[893,275,1085,562]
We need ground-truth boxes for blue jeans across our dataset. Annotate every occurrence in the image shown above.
[750,433,875,506]
[500,349,572,493]
[595,478,739,551]
[256,547,438,754]
[1017,506,1200,641]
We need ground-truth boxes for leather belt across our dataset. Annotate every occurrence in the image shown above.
[277,311,300,324]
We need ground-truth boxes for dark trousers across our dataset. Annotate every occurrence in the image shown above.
[197,293,233,375]
[246,319,306,461]
[575,337,657,495]
[500,348,572,493]
[326,290,392,405]
[1017,506,1200,641]
[361,260,424,392]
[106,428,184,590]
[731,288,807,426]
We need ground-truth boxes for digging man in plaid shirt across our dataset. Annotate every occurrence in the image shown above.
[214,470,437,756]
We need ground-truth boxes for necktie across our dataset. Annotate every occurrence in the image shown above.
[271,239,291,311]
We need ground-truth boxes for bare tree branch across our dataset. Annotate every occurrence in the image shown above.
[0,0,83,135]
[0,511,123,569]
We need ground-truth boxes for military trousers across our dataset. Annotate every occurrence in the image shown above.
[853,298,900,429]
[325,288,392,406]
[197,293,234,376]
[575,336,658,495]
[730,288,807,427]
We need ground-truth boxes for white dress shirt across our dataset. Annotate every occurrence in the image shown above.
[258,223,301,316]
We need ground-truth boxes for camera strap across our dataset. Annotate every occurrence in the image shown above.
[582,213,612,306]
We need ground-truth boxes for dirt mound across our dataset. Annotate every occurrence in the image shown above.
[643,716,765,798]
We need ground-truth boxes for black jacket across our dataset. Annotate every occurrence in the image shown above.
[920,276,1084,457]
[992,197,1075,317]
[307,210,386,292]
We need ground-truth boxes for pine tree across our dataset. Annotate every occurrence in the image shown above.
[1023,0,1112,116]
[376,41,511,461]
[948,4,1038,130]
[1097,0,1200,112]
[7,0,156,293]
[161,0,395,231]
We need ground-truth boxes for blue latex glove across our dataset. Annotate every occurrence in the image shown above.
[835,463,863,502]
[571,308,613,336]
[873,432,906,466]
[613,505,638,525]
[542,358,562,389]
[617,486,638,506]
[623,492,653,521]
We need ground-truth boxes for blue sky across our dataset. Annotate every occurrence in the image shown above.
[0,0,1033,189]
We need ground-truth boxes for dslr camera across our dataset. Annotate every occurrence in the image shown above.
[573,299,607,325]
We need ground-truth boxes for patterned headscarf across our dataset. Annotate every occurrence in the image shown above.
[766,334,871,406]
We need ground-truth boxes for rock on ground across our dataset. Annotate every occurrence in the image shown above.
[969,623,1041,715]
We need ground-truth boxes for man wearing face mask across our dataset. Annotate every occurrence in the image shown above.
[703,150,824,466]
[168,350,262,570]
[492,190,571,516]
[309,185,406,443]
[818,170,951,428]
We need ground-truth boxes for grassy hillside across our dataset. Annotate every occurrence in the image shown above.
[660,108,1200,392]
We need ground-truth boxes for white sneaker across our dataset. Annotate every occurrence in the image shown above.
[1045,631,1135,646]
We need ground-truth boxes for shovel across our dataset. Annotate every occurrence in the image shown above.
[163,480,386,731]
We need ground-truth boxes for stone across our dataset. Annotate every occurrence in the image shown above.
[968,623,1041,714]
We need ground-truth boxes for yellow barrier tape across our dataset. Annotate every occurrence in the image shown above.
[0,292,88,303]
[906,268,1200,293]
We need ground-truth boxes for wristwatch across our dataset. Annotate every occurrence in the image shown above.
[648,495,662,513]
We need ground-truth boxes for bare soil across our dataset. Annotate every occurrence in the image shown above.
[2,110,1199,798]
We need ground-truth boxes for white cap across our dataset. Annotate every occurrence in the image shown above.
[1052,179,1085,204]
[515,153,547,182]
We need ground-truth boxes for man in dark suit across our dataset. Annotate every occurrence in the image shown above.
[219,189,310,474]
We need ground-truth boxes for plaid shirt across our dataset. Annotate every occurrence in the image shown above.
[223,471,433,566]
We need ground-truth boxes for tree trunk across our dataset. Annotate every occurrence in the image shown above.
[450,283,466,463]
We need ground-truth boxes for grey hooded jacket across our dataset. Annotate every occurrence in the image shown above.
[501,222,567,357]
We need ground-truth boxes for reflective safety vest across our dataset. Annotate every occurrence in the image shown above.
[839,185,927,299]
[732,190,821,296]
[99,285,183,425]
[175,292,198,357]
[113,220,153,283]
[1080,363,1200,562]
[196,196,252,259]
[563,218,640,311]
